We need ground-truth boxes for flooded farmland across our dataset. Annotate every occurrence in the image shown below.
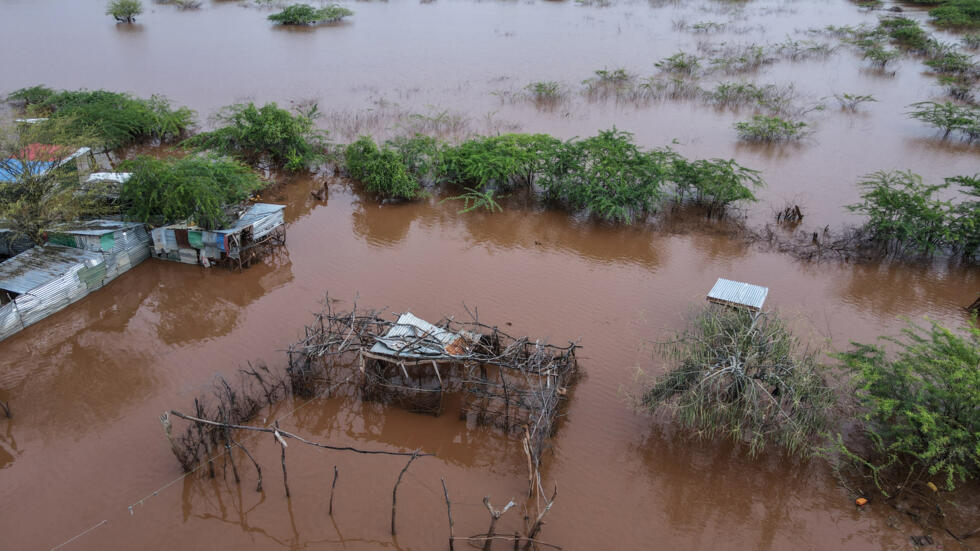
[0,0,978,549]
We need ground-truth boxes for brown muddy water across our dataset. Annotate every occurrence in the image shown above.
[1,0,979,549]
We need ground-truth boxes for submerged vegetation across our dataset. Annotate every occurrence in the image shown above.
[106,0,143,23]
[835,318,980,490]
[340,130,764,223]
[848,170,979,258]
[119,155,265,229]
[639,305,834,458]
[344,136,424,201]
[267,3,353,25]
[12,87,195,150]
[0,119,106,245]
[907,101,980,140]
[182,102,325,171]
[734,114,808,142]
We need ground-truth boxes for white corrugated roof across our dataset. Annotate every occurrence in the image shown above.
[706,278,768,311]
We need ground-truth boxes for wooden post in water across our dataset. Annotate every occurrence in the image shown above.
[391,451,420,535]
[329,466,338,516]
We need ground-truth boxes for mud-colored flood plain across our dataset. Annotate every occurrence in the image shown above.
[1,0,978,549]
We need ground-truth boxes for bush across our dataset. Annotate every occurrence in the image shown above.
[670,157,764,214]
[107,0,143,22]
[930,0,980,28]
[924,51,977,74]
[344,136,422,201]
[537,129,669,223]
[31,89,195,149]
[837,319,980,489]
[847,170,979,258]
[6,85,54,106]
[268,3,352,25]
[438,133,560,191]
[639,305,835,457]
[907,100,980,140]
[734,115,807,142]
[182,102,325,171]
[119,155,265,229]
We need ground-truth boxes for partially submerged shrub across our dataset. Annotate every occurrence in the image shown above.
[106,0,143,22]
[879,16,933,52]
[268,3,352,25]
[929,0,980,29]
[183,102,325,171]
[6,85,54,106]
[836,318,980,490]
[538,129,669,223]
[734,114,807,142]
[847,170,980,257]
[639,305,834,458]
[119,155,265,229]
[924,50,977,74]
[438,133,560,191]
[655,52,702,76]
[861,43,900,68]
[670,157,764,214]
[525,81,566,104]
[344,136,422,201]
[907,100,980,140]
[834,93,878,110]
[30,89,195,149]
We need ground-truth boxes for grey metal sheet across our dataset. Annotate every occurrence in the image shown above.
[369,312,468,359]
[706,278,769,311]
[0,245,103,295]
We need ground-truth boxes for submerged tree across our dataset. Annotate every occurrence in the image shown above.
[344,136,423,201]
[14,87,196,150]
[119,155,265,229]
[836,318,980,490]
[106,0,144,23]
[669,157,764,216]
[267,3,353,25]
[183,102,325,171]
[0,119,109,245]
[639,305,835,457]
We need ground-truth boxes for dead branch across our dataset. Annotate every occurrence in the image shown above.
[329,466,338,516]
[482,497,516,551]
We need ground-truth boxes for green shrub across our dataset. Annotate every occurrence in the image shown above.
[930,0,980,28]
[907,100,980,140]
[837,319,980,489]
[6,85,55,106]
[924,51,976,73]
[182,102,324,171]
[106,0,143,22]
[640,305,834,458]
[344,136,422,201]
[734,115,807,142]
[268,3,352,25]
[525,81,566,103]
[861,43,900,68]
[119,155,264,229]
[880,18,933,52]
[655,52,702,75]
[537,129,669,223]
[438,134,560,190]
[670,157,764,213]
[30,89,195,149]
[846,170,980,258]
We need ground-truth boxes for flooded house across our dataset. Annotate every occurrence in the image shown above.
[0,244,107,342]
[149,203,286,270]
[0,220,151,342]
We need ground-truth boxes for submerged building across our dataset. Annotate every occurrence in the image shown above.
[150,203,286,270]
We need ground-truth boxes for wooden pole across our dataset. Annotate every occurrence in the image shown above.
[441,478,455,551]
[391,451,420,535]
[329,466,338,516]
[275,421,290,498]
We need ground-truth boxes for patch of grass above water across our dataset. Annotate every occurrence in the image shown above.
[267,3,352,25]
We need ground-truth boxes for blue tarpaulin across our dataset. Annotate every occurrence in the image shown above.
[0,159,55,182]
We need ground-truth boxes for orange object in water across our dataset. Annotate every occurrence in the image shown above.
[856,498,869,506]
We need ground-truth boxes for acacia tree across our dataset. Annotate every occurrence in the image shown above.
[0,119,109,246]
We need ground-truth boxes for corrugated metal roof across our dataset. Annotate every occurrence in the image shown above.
[369,312,469,359]
[0,245,103,295]
[706,278,769,311]
[85,172,132,184]
[51,219,144,236]
[215,203,286,234]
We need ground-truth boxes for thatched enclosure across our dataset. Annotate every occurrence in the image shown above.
[286,302,580,483]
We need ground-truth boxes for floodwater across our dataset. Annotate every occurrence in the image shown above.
[1,0,978,549]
